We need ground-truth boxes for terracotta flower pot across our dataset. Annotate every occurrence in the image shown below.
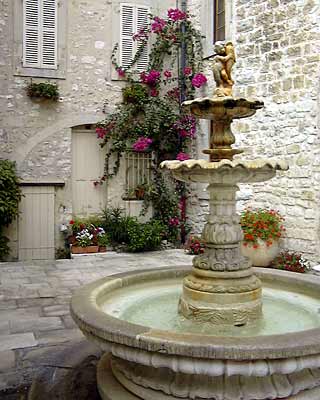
[241,239,279,267]
[99,246,107,253]
[71,245,99,254]
[86,245,99,253]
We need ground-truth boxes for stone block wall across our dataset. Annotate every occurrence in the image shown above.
[0,0,174,259]
[188,0,320,262]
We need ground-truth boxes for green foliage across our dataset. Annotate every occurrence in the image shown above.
[126,219,165,252]
[101,206,164,252]
[55,247,71,259]
[97,233,110,247]
[101,207,136,244]
[0,235,10,261]
[0,160,22,227]
[26,81,59,101]
[122,84,149,105]
[0,160,22,260]
[97,9,204,244]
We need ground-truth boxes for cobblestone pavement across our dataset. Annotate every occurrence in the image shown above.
[0,250,192,392]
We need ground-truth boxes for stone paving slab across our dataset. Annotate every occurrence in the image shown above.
[0,250,192,392]
[0,333,37,352]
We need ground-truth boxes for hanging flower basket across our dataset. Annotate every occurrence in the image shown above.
[26,81,59,101]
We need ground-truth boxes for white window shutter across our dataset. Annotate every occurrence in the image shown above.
[136,6,149,72]
[23,0,41,68]
[41,0,57,69]
[120,4,134,69]
[23,0,57,69]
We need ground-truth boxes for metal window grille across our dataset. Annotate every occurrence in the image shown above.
[214,0,225,42]
[125,152,152,198]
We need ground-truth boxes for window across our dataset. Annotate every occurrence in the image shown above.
[125,152,152,199]
[213,0,225,42]
[13,0,66,78]
[120,3,149,72]
[23,0,58,69]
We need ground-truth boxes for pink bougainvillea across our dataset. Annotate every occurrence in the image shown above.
[132,28,149,41]
[150,88,159,97]
[183,66,192,76]
[173,115,197,138]
[191,73,207,88]
[167,8,187,21]
[166,87,180,102]
[140,70,161,86]
[96,127,107,139]
[132,137,153,152]
[176,152,190,161]
[116,68,125,77]
[151,16,166,33]
[164,70,172,79]
[169,217,180,226]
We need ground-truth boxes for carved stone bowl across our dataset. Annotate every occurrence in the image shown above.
[161,159,288,185]
[71,267,320,400]
[182,97,264,120]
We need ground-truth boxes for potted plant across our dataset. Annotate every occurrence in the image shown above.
[97,232,110,252]
[26,81,59,101]
[240,208,285,267]
[272,251,310,273]
[134,184,146,200]
[72,228,99,254]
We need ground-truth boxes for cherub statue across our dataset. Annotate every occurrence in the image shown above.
[211,41,236,97]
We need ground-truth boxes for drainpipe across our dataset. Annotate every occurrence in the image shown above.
[180,0,187,104]
[179,0,188,244]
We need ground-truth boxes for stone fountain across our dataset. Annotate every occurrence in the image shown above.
[71,42,320,400]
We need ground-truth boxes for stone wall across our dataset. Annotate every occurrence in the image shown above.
[0,0,174,259]
[188,0,320,262]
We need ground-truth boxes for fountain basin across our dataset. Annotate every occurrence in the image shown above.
[71,266,320,400]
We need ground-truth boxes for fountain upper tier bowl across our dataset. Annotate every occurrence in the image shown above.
[71,267,320,400]
[161,158,288,184]
[182,97,264,120]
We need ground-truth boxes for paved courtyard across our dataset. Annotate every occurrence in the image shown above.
[0,250,192,394]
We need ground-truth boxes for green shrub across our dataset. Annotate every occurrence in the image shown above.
[122,84,148,105]
[102,207,165,251]
[0,160,22,226]
[0,160,22,260]
[127,219,165,252]
[102,207,136,244]
[0,235,10,260]
[55,247,71,259]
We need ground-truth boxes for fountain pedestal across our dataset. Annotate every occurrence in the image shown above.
[162,95,284,327]
[179,183,262,326]
[162,157,288,326]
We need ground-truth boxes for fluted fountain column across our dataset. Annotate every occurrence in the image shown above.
[179,182,262,326]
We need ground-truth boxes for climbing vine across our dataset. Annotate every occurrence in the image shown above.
[96,8,205,243]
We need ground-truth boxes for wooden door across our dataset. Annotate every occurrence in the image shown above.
[72,128,107,216]
[18,186,55,260]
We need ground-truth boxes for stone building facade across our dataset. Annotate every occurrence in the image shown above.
[188,0,320,263]
[0,0,172,259]
[1,0,320,261]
